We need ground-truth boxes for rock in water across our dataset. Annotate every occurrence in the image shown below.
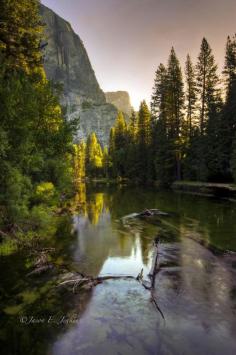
[40,4,118,145]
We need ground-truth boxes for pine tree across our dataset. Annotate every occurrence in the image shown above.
[151,63,168,120]
[166,47,185,180]
[128,109,138,143]
[0,0,43,75]
[151,62,175,184]
[166,47,185,140]
[85,133,103,177]
[74,142,86,182]
[154,117,176,186]
[102,146,110,178]
[138,101,151,147]
[137,101,152,181]
[196,38,219,135]
[126,110,138,178]
[185,54,197,137]
[221,35,236,180]
[108,127,116,177]
[114,112,127,149]
[112,112,127,177]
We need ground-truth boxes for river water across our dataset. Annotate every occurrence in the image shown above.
[1,185,236,355]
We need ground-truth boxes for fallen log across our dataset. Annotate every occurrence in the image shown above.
[27,264,54,277]
[150,291,165,320]
[148,238,160,288]
[138,209,169,218]
[122,209,169,224]
[147,238,165,319]
[57,274,140,293]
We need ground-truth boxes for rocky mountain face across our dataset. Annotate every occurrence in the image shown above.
[105,91,132,117]
[40,4,118,145]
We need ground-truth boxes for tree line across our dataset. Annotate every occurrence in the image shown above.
[76,36,236,186]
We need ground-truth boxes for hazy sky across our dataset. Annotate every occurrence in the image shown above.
[42,0,236,109]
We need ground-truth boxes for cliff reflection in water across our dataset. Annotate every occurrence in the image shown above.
[72,184,155,277]
[72,184,236,280]
[52,185,236,355]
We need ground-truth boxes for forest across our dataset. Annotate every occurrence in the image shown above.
[76,36,236,186]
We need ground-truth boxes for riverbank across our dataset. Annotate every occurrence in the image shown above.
[172,181,236,199]
[86,178,236,199]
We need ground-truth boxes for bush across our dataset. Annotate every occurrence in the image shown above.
[3,167,32,223]
[35,182,55,203]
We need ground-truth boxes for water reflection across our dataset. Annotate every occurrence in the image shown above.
[72,184,158,278]
[1,185,236,354]
[52,184,236,355]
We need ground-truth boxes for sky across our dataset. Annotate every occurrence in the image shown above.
[41,0,236,110]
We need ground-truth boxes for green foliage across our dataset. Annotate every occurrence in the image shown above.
[109,112,128,177]
[151,48,185,184]
[85,133,104,177]
[137,101,152,181]
[35,182,55,203]
[0,0,43,75]
[3,167,32,223]
[185,54,197,137]
[222,35,236,181]
[74,142,86,182]
[0,0,77,243]
[196,38,219,135]
[30,204,54,230]
[102,146,110,178]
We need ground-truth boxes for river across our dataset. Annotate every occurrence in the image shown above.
[1,185,236,355]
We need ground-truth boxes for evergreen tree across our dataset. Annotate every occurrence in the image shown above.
[126,110,139,178]
[74,142,86,182]
[166,47,185,140]
[220,35,236,180]
[154,118,176,186]
[196,38,219,135]
[184,38,221,181]
[112,112,127,177]
[108,127,116,177]
[85,133,103,177]
[102,146,110,178]
[128,109,138,143]
[166,47,185,180]
[114,112,127,150]
[151,63,168,120]
[185,54,197,137]
[0,0,43,75]
[137,101,151,181]
[138,101,151,147]
[151,62,175,185]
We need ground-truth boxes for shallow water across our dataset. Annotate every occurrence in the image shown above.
[1,185,236,354]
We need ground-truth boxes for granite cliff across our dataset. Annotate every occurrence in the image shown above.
[40,4,118,145]
[105,91,133,117]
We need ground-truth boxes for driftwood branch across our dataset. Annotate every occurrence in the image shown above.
[147,238,165,319]
[150,291,165,319]
[149,238,160,288]
[55,238,165,317]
